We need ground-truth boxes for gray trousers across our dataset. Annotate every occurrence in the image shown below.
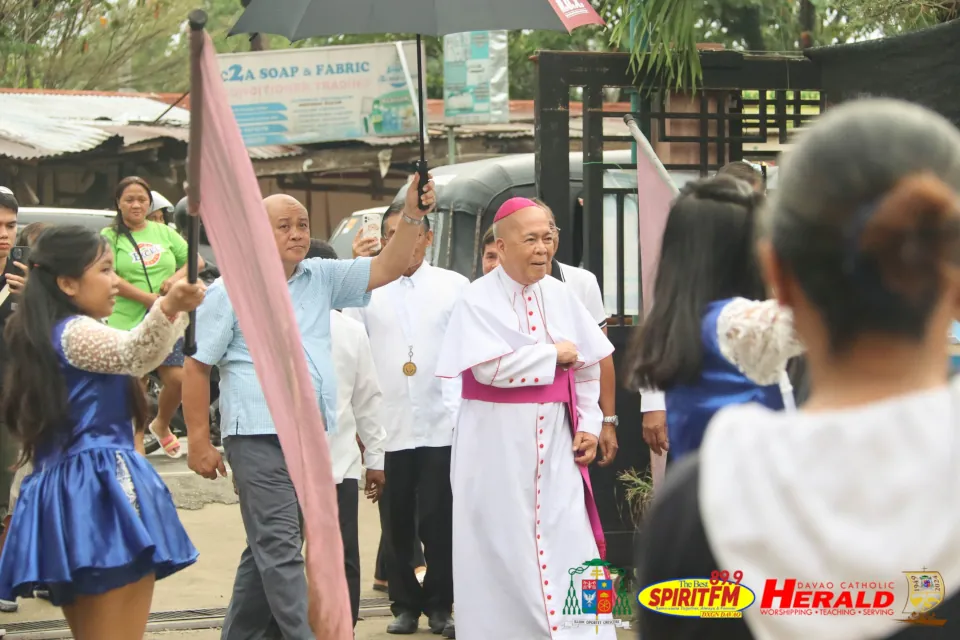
[222,435,313,640]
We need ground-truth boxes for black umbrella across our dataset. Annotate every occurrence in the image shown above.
[230,0,604,205]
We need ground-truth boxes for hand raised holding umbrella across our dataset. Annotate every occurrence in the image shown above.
[230,0,604,210]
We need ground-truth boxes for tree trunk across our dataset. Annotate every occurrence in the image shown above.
[799,0,816,49]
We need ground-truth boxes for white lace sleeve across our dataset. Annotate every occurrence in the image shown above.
[716,298,804,386]
[60,303,189,377]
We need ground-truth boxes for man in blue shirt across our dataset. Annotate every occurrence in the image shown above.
[182,175,435,640]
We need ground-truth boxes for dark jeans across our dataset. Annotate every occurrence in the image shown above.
[337,479,361,626]
[381,446,454,618]
[221,435,312,640]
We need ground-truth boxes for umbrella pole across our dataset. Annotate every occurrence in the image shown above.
[416,34,429,209]
[184,9,208,357]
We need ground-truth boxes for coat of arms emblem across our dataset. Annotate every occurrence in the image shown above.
[561,558,633,630]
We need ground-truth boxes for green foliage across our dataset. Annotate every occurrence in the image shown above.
[606,0,957,91]
[618,466,654,528]
[0,0,614,99]
[0,0,199,91]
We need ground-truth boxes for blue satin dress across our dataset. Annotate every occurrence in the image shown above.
[0,317,198,606]
[665,299,784,462]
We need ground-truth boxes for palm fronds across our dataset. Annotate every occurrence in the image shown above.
[608,0,703,91]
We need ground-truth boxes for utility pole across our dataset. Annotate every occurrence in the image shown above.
[240,0,265,51]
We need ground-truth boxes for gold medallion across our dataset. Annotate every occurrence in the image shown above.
[403,361,418,376]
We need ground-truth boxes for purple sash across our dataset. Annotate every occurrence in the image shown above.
[461,367,607,560]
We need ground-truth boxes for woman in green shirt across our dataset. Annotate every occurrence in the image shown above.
[102,177,205,458]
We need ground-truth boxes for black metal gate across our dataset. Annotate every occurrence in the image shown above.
[534,50,822,570]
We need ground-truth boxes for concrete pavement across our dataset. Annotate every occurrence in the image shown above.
[0,446,635,639]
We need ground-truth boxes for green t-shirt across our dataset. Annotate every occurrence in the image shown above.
[102,221,188,330]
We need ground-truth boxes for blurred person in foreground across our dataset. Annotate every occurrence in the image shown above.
[305,239,387,628]
[623,176,803,466]
[638,99,960,639]
[534,198,620,467]
[183,174,435,640]
[436,197,614,639]
[0,225,204,639]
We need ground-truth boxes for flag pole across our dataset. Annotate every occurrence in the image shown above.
[184,9,207,357]
[623,114,679,197]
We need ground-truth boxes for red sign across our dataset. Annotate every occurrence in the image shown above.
[548,0,605,32]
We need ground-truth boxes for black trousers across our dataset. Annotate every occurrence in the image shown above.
[374,523,425,582]
[381,446,453,618]
[336,479,361,626]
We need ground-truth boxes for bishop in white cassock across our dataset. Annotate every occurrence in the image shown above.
[436,198,615,640]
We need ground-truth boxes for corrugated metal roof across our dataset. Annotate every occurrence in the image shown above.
[98,124,189,145]
[0,102,117,159]
[0,93,191,160]
[0,92,189,125]
[247,145,305,160]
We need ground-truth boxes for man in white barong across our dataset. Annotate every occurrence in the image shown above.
[436,197,615,640]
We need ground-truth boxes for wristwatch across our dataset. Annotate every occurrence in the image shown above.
[602,415,619,428]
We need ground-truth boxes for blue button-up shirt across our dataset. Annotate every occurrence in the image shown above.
[192,257,372,437]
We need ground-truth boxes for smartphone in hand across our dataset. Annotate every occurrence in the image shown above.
[9,246,29,275]
[360,213,382,253]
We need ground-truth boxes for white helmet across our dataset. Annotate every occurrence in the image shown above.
[151,191,174,213]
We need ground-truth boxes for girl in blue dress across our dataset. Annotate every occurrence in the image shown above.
[0,225,205,638]
[625,175,804,463]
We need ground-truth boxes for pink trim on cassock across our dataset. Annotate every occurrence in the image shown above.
[461,367,607,560]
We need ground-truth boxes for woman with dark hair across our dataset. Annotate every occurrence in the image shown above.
[717,160,765,192]
[624,175,803,463]
[638,99,960,640]
[0,225,205,638]
[101,176,204,458]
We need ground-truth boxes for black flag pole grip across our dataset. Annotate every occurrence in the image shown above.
[415,35,430,210]
[183,8,207,358]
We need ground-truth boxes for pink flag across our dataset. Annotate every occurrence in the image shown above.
[548,0,605,31]
[631,124,678,491]
[634,130,679,317]
[196,32,351,638]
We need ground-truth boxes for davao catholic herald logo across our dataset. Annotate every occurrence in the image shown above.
[560,559,633,630]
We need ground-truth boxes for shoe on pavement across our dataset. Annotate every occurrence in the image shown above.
[386,611,419,634]
[428,612,453,634]
[442,621,455,638]
[0,599,17,613]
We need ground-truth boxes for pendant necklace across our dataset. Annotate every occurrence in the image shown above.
[391,280,418,376]
[403,345,417,376]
